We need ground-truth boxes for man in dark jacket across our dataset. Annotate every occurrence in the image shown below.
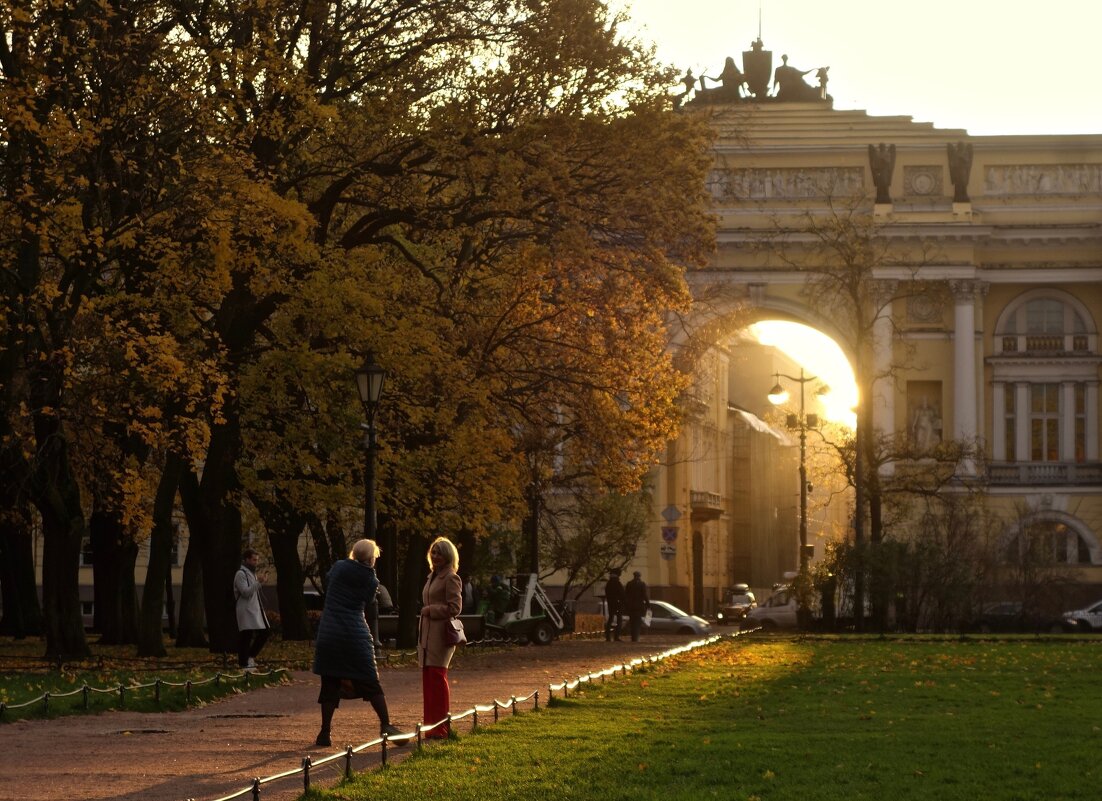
[603,569,624,641]
[624,571,649,642]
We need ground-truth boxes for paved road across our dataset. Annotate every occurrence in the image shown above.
[0,635,705,801]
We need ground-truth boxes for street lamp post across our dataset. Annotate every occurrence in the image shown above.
[768,368,824,576]
[355,352,386,539]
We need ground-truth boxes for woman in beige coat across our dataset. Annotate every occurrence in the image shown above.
[418,536,463,738]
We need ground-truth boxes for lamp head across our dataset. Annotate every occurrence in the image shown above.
[767,382,789,406]
[355,352,386,410]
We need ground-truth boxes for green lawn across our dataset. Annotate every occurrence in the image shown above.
[309,636,1102,801]
[0,635,308,721]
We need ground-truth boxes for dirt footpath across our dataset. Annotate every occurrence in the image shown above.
[0,636,703,801]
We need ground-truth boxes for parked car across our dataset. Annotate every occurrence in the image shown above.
[743,588,798,631]
[967,601,1069,634]
[716,583,756,625]
[1063,599,1102,632]
[621,600,712,636]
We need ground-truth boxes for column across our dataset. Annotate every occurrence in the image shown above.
[1060,382,1077,461]
[1014,382,1030,463]
[950,280,979,474]
[1087,382,1099,460]
[991,382,1006,460]
[872,280,897,476]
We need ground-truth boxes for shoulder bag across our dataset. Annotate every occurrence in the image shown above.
[445,617,466,646]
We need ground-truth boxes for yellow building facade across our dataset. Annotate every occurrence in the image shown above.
[628,88,1102,615]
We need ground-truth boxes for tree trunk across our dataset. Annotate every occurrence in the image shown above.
[397,531,428,649]
[0,493,43,638]
[175,468,208,647]
[253,493,310,641]
[138,455,182,657]
[31,391,90,658]
[89,507,119,639]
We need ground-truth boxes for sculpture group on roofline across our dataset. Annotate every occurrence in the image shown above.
[677,38,830,108]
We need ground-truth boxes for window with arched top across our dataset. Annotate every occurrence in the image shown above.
[989,291,1099,482]
[1003,519,1098,566]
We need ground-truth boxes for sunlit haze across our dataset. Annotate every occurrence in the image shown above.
[614,0,1102,136]
[748,321,857,429]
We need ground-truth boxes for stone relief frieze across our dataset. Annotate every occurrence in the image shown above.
[907,291,943,324]
[983,164,1102,196]
[707,167,864,200]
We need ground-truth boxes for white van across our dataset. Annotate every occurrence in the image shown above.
[744,587,798,631]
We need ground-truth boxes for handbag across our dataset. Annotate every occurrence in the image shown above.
[445,617,466,646]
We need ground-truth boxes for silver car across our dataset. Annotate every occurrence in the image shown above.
[621,600,712,636]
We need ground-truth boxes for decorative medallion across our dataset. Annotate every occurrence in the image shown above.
[903,166,943,197]
[907,292,942,324]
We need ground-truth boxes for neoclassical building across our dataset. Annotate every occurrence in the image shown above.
[625,43,1102,615]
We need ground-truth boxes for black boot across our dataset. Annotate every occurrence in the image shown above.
[370,693,411,744]
[316,701,336,746]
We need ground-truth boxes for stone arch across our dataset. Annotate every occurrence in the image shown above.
[994,287,1098,346]
[999,510,1101,566]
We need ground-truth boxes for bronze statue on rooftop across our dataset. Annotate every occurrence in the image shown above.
[684,40,831,106]
[947,141,973,203]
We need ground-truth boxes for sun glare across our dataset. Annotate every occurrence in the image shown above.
[748,321,857,429]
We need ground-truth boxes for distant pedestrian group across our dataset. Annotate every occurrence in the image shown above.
[605,569,648,642]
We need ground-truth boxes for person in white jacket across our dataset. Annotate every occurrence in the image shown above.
[234,549,270,669]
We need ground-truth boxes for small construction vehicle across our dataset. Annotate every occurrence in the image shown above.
[484,573,570,645]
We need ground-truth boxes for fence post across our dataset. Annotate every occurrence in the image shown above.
[186,680,192,705]
[251,777,260,801]
[472,708,478,731]
[0,702,5,721]
[119,684,125,708]
[511,695,517,716]
[381,732,389,767]
[215,672,221,687]
[534,690,539,711]
[244,670,250,688]
[155,679,162,706]
[344,746,353,779]
[563,679,568,699]
[493,701,499,723]
[445,713,452,738]
[302,757,311,793]
[43,692,49,716]
[415,723,423,750]
[83,685,90,710]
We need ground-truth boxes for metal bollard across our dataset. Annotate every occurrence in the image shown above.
[472,709,478,731]
[83,685,90,710]
[493,701,499,722]
[534,690,539,710]
[43,692,49,716]
[251,777,260,801]
[119,684,125,708]
[155,679,161,706]
[302,757,311,792]
[0,702,5,721]
[344,746,353,779]
[415,723,423,750]
[511,695,517,716]
[244,671,250,688]
[446,713,453,738]
[186,680,192,705]
[381,732,389,767]
[215,672,221,687]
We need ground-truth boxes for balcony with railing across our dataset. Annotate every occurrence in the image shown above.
[987,462,1102,486]
[1000,334,1092,355]
[690,490,724,520]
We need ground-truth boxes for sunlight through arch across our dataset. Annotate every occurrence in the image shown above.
[748,321,857,429]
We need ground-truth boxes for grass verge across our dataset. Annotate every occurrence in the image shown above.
[306,636,1102,801]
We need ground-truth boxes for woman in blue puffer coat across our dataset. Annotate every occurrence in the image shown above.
[312,539,405,747]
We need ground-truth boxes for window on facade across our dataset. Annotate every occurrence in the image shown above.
[1004,390,1016,462]
[80,537,94,566]
[1005,521,1093,565]
[1005,298,1089,353]
[1075,383,1086,462]
[1030,384,1060,461]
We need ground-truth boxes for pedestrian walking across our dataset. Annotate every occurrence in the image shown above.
[234,549,270,669]
[604,569,624,641]
[419,536,463,739]
[624,570,649,642]
[312,539,406,747]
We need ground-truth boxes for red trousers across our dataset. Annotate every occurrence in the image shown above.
[422,666,450,738]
